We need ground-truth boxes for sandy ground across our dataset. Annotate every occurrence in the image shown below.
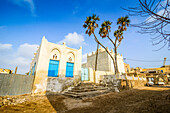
[0,85,170,113]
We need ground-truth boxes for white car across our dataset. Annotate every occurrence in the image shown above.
[146,81,154,86]
[158,81,165,85]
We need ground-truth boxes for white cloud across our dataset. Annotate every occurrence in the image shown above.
[58,32,85,46]
[9,57,30,66]
[9,0,36,16]
[0,43,12,51]
[0,43,38,74]
[18,43,38,58]
[146,0,169,22]
[24,0,35,13]
[160,0,168,8]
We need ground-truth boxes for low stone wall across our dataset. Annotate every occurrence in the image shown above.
[100,75,147,91]
[120,80,147,89]
[0,74,34,96]
[46,75,81,94]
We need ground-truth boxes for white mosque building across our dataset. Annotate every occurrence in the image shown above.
[29,36,82,94]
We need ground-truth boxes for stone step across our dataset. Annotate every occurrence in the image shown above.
[62,93,80,98]
[63,90,110,99]
[62,82,110,99]
[70,89,96,92]
[77,82,95,86]
[94,87,108,90]
[73,86,95,90]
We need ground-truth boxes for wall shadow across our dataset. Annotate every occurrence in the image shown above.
[45,80,170,113]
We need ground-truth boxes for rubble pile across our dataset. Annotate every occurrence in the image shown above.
[0,95,28,107]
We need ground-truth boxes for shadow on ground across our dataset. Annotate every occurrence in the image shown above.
[0,86,169,113]
[46,86,170,113]
[46,94,67,112]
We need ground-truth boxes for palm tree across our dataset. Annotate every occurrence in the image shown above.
[99,20,117,73]
[83,14,100,82]
[113,30,123,74]
[114,16,130,74]
[83,14,130,76]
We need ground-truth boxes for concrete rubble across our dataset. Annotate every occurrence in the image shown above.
[0,95,28,107]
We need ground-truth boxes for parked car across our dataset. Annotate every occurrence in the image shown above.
[146,81,154,86]
[146,78,154,86]
[158,81,165,85]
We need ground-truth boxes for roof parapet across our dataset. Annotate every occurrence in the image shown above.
[63,42,66,46]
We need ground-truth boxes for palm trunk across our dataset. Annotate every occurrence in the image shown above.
[95,43,99,71]
[114,48,118,74]
[94,43,99,83]
[93,33,117,75]
[114,47,120,75]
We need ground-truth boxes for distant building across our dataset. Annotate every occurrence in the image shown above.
[0,68,12,74]
[130,67,143,73]
[142,65,170,74]
[139,65,170,84]
[124,63,130,73]
[30,36,82,94]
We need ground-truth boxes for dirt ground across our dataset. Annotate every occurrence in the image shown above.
[0,86,170,113]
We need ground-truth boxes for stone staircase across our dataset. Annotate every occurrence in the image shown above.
[62,82,110,99]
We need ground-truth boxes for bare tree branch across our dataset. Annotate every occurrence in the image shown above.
[123,0,170,50]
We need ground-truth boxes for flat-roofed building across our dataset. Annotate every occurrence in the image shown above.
[82,46,125,83]
[30,36,82,94]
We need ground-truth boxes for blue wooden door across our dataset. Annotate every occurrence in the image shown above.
[48,60,59,77]
[66,62,74,77]
[81,68,88,81]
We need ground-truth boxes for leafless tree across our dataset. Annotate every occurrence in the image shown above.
[123,0,170,50]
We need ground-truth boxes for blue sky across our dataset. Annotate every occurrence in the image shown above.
[0,0,169,74]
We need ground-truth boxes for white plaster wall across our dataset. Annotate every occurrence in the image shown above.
[35,37,82,77]
[85,48,125,74]
[50,49,61,60]
[30,36,82,94]
[95,71,114,83]
[117,55,125,74]
[89,68,94,82]
[87,51,110,72]
[29,46,40,75]
[32,37,49,94]
[82,47,125,83]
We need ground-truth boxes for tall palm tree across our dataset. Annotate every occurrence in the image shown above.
[83,14,100,82]
[99,17,130,75]
[114,16,130,74]
[99,20,117,73]
[113,30,123,74]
